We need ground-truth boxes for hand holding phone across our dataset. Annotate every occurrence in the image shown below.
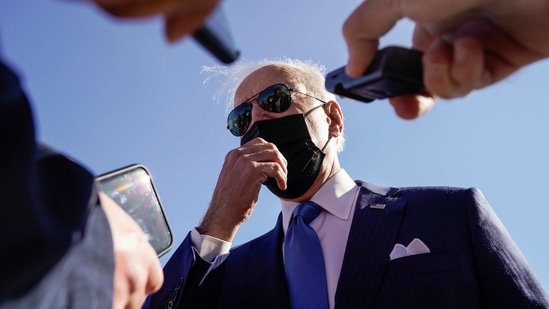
[325,46,425,103]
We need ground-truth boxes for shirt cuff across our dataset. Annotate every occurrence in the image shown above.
[190,228,231,262]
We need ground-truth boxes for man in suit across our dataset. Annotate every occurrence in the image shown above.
[145,58,549,308]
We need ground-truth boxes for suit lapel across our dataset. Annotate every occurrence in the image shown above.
[335,182,407,309]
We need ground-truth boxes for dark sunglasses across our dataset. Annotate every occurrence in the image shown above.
[227,83,326,136]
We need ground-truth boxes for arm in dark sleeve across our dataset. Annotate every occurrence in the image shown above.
[0,204,114,309]
[467,188,549,308]
[143,232,227,309]
[0,61,94,299]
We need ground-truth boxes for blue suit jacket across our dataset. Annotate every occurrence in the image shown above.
[145,181,548,308]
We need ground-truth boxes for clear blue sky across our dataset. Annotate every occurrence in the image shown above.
[2,0,548,292]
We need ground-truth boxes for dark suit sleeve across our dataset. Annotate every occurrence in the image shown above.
[0,61,95,299]
[467,188,549,308]
[142,234,194,309]
[143,232,229,309]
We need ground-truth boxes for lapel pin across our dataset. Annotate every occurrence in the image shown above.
[370,203,386,210]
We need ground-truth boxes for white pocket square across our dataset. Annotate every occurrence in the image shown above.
[389,238,430,260]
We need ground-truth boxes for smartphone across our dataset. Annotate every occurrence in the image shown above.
[325,46,425,103]
[193,4,240,64]
[96,164,173,257]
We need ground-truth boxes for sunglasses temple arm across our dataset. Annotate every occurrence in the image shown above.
[303,104,326,118]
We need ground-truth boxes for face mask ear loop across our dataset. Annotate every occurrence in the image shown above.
[300,137,331,173]
[303,102,330,154]
[303,103,326,118]
[320,136,332,152]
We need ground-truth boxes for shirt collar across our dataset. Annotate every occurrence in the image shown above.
[281,169,358,231]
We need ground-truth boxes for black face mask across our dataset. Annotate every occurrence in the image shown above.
[241,113,326,199]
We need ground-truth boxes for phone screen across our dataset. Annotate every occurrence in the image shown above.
[96,165,173,257]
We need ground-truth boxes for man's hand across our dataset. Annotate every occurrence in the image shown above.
[197,138,288,242]
[343,0,549,119]
[92,0,220,42]
[98,192,163,309]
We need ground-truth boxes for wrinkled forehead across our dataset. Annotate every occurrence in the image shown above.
[233,64,301,107]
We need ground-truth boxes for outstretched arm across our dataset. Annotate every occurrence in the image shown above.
[342,0,549,119]
[91,0,220,42]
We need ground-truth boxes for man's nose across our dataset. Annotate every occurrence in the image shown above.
[250,104,274,124]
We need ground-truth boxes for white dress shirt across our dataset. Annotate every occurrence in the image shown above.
[191,169,359,309]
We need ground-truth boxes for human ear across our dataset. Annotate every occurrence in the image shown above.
[324,101,343,137]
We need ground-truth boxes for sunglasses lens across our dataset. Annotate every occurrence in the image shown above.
[227,84,293,137]
[227,103,252,136]
[257,84,291,113]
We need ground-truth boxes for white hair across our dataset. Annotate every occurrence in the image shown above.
[202,57,345,152]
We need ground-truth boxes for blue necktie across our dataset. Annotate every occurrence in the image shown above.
[284,201,329,309]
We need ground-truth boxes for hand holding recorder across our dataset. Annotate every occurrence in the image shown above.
[326,46,436,119]
[92,0,239,64]
[326,46,425,103]
[341,0,549,119]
